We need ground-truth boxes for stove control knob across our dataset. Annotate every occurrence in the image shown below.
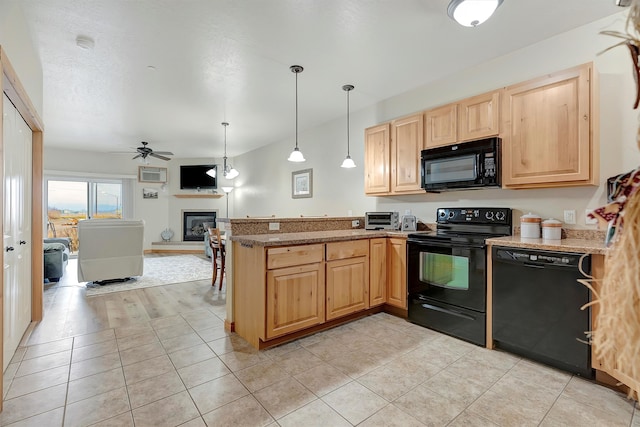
[485,211,495,220]
[496,211,506,221]
[439,210,446,218]
[448,211,455,219]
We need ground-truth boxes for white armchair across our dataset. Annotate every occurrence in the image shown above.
[77,219,145,283]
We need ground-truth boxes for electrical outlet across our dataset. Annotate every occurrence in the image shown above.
[268,222,280,231]
[351,220,360,228]
[585,209,598,225]
[563,210,576,225]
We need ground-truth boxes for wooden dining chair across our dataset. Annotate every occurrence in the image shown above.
[207,227,225,290]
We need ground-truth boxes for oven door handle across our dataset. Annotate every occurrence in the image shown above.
[413,298,476,321]
[407,239,484,249]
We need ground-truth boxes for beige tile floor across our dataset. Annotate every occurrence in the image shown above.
[1,258,638,426]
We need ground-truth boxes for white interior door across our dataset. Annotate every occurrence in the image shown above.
[3,94,32,372]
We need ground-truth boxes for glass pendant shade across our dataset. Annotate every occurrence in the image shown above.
[288,147,305,162]
[288,65,306,162]
[341,155,356,168]
[447,0,502,27]
[224,164,239,179]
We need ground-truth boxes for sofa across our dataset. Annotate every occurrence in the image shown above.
[44,237,71,282]
[77,219,145,283]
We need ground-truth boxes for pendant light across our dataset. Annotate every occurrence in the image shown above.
[341,84,356,168]
[221,122,239,179]
[447,0,503,27]
[287,65,306,162]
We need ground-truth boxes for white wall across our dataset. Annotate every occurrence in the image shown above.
[234,10,639,228]
[43,147,234,249]
[0,2,43,118]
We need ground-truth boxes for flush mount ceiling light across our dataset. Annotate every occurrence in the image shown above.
[341,84,356,169]
[447,0,503,27]
[288,65,306,162]
[75,35,95,50]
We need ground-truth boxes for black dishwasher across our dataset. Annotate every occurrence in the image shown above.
[492,247,593,378]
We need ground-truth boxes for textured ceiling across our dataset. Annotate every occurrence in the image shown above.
[15,0,624,159]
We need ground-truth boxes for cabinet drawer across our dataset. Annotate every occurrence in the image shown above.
[267,244,324,269]
[326,240,369,261]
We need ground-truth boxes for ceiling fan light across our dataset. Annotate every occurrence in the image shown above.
[341,155,356,169]
[206,168,216,178]
[447,0,502,27]
[288,147,306,162]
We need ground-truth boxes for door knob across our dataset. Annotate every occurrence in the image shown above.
[5,246,14,252]
[19,240,26,245]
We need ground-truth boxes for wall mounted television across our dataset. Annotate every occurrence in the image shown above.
[180,164,217,190]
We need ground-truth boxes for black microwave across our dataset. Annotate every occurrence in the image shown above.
[420,137,501,192]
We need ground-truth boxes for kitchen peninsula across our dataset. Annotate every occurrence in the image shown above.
[225,217,417,349]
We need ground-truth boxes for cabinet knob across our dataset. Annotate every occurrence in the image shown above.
[583,114,588,120]
[5,246,14,252]
[19,240,26,245]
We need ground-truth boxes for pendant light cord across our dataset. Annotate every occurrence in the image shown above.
[295,71,299,149]
[346,89,350,156]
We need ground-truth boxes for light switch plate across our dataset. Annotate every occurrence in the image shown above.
[563,210,576,224]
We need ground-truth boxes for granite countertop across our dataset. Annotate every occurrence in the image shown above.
[230,229,411,247]
[486,236,609,255]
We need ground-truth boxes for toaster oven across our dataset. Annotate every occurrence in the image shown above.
[365,212,400,230]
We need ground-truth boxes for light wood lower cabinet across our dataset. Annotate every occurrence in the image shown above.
[326,257,369,320]
[326,240,369,320]
[233,237,406,349]
[387,238,407,309]
[266,263,325,339]
[369,238,387,307]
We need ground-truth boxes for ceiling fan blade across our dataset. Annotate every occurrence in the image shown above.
[150,153,171,161]
[153,151,174,155]
[132,154,142,160]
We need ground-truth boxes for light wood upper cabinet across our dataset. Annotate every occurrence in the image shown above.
[425,104,457,148]
[266,263,325,339]
[369,238,387,307]
[364,123,391,195]
[391,113,424,193]
[501,63,598,188]
[387,238,407,309]
[458,91,500,142]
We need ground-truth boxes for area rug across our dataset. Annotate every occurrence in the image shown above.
[85,255,212,296]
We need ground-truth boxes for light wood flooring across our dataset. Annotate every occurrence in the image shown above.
[0,256,638,426]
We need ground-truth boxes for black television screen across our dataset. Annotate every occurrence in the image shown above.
[180,165,217,189]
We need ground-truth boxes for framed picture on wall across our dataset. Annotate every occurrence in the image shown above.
[292,168,313,199]
[142,188,159,199]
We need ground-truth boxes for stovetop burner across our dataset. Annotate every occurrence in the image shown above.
[408,207,512,243]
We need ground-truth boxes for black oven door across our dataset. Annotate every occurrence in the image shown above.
[407,239,486,312]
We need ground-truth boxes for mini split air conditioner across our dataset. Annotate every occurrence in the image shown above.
[138,166,167,183]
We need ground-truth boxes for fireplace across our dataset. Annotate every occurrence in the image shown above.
[183,211,216,241]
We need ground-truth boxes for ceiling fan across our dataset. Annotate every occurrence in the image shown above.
[130,141,174,161]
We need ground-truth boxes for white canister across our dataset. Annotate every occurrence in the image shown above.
[520,212,541,239]
[542,218,563,240]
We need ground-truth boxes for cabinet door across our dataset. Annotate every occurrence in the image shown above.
[266,263,325,339]
[364,123,390,195]
[502,63,596,188]
[387,238,407,309]
[369,238,387,307]
[458,90,500,142]
[326,257,369,320]
[391,114,424,193]
[425,104,457,148]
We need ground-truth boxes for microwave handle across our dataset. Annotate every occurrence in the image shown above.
[475,153,482,180]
